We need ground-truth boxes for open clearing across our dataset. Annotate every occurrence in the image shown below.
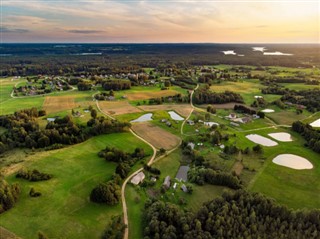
[99,101,142,115]
[132,122,180,149]
[0,133,152,239]
[267,111,310,125]
[137,104,193,117]
[126,89,180,100]
[43,96,77,114]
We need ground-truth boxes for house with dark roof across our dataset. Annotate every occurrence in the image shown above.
[175,166,190,182]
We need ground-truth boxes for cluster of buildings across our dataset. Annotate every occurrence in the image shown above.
[130,165,190,193]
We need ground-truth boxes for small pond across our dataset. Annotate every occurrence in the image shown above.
[268,132,293,142]
[261,109,275,113]
[246,134,278,146]
[222,50,236,55]
[130,113,153,123]
[310,119,320,127]
[252,47,266,52]
[168,111,184,121]
[272,154,313,170]
[263,51,293,56]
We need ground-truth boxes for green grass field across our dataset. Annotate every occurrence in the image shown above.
[210,79,282,104]
[233,128,320,209]
[0,133,152,239]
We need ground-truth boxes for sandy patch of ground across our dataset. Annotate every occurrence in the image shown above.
[99,101,142,115]
[132,122,180,150]
[137,104,193,117]
[126,90,179,101]
[43,96,77,114]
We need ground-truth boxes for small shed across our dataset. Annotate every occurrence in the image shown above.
[187,120,194,125]
[47,118,56,122]
[187,142,195,150]
[163,176,171,189]
[181,184,188,193]
[173,182,177,190]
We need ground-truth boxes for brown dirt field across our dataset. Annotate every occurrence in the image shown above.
[137,104,193,117]
[43,96,77,114]
[0,226,21,239]
[126,90,179,101]
[99,101,142,115]
[132,122,180,150]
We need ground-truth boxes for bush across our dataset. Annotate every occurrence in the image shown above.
[90,181,121,205]
[16,169,52,182]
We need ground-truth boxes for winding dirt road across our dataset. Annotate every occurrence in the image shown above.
[95,84,197,239]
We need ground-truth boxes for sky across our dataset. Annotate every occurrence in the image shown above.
[1,0,319,43]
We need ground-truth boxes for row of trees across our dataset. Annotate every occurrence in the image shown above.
[16,169,52,182]
[188,167,242,189]
[292,121,320,153]
[102,80,131,91]
[148,93,189,105]
[143,190,320,239]
[193,89,244,104]
[234,104,257,115]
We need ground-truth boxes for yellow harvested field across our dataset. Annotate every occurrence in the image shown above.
[126,90,179,100]
[99,101,142,115]
[43,96,77,114]
[138,104,193,117]
[210,81,260,93]
[132,122,180,150]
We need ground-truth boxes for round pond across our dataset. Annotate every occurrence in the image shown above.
[168,111,184,121]
[310,119,320,127]
[246,134,278,146]
[130,113,153,123]
[268,132,293,142]
[261,109,275,113]
[272,154,313,170]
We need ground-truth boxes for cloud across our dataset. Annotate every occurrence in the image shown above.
[0,26,29,33]
[68,30,105,34]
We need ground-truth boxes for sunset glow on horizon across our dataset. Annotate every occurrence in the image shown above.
[1,0,319,43]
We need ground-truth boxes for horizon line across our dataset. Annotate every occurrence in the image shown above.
[1,42,320,44]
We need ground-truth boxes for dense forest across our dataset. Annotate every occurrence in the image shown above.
[143,190,320,239]
[1,44,319,77]
[262,85,320,112]
[0,108,130,154]
[292,121,320,153]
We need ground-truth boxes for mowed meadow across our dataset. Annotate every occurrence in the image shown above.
[0,133,152,239]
